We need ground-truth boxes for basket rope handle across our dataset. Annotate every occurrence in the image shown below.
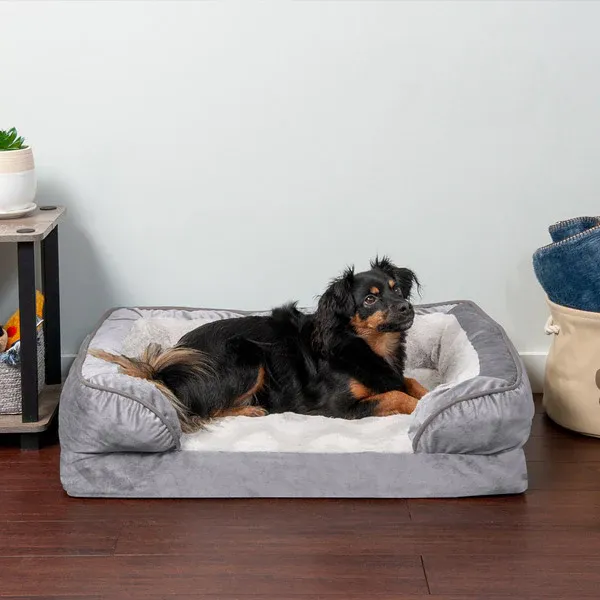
[545,316,560,335]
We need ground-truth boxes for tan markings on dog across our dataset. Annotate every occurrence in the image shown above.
[389,279,395,289]
[89,344,213,380]
[89,348,154,379]
[350,312,401,361]
[370,286,380,294]
[372,332,402,361]
[362,390,418,416]
[213,406,268,418]
[233,366,266,406]
[351,311,386,331]
[404,377,428,400]
[349,379,371,400]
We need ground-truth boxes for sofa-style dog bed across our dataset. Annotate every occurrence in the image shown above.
[59,301,534,498]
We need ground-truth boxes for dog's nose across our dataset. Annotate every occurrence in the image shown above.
[397,301,411,315]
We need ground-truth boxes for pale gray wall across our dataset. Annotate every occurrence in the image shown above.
[1,1,599,360]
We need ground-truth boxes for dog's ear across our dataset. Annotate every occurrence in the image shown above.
[370,255,420,299]
[313,266,355,353]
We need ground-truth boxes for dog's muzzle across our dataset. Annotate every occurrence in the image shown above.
[383,301,414,331]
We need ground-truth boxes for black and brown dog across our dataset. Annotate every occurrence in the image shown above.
[91,257,428,432]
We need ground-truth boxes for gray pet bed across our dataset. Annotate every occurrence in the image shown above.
[59,301,534,498]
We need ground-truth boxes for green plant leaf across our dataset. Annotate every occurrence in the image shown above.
[0,127,27,151]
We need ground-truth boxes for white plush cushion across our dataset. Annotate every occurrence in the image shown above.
[115,310,479,455]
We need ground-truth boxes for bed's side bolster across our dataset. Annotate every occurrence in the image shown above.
[408,369,534,454]
[408,300,535,455]
[59,322,182,456]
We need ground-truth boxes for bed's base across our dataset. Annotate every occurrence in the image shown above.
[60,447,527,498]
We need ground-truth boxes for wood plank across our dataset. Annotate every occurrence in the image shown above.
[0,555,428,597]
[0,492,411,522]
[525,432,600,462]
[0,444,59,461]
[116,520,600,557]
[0,457,62,491]
[0,385,61,433]
[0,521,119,556]
[408,490,600,526]
[528,411,592,437]
[530,412,563,436]
[0,596,515,600]
[0,444,61,491]
[114,519,408,555]
[528,461,600,491]
[2,597,102,600]
[2,596,475,600]
[423,554,600,597]
[102,596,518,600]
[0,597,424,600]
[0,206,65,243]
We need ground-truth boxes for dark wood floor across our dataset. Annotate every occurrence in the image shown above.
[1,394,599,599]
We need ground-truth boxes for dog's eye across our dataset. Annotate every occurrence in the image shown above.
[364,295,378,306]
[394,286,403,296]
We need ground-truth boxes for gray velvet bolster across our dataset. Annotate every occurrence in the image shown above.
[409,373,534,454]
[408,303,534,454]
[59,335,181,454]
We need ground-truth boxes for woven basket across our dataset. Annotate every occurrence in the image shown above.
[0,329,45,415]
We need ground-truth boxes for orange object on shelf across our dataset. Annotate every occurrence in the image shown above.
[2,290,44,350]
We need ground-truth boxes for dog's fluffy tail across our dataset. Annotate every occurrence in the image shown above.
[89,343,213,433]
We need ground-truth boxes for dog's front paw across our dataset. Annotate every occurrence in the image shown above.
[243,406,268,417]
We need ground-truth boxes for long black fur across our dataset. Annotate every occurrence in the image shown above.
[97,257,421,425]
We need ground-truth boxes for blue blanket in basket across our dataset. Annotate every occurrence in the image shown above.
[533,216,600,312]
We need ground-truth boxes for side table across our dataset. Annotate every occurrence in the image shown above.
[0,205,65,449]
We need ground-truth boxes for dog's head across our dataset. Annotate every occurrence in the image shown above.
[313,256,420,353]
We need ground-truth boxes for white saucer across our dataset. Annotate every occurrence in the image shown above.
[0,203,37,220]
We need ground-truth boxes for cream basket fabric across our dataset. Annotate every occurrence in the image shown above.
[543,299,600,437]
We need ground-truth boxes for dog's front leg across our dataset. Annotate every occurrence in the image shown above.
[362,391,419,416]
[404,377,428,400]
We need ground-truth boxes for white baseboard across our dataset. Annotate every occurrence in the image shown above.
[519,352,546,394]
[61,352,547,394]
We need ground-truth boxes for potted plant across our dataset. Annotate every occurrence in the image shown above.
[0,127,37,218]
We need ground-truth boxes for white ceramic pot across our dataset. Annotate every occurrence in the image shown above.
[0,147,37,212]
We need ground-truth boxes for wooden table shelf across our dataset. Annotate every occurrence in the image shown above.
[0,385,61,433]
[0,205,65,449]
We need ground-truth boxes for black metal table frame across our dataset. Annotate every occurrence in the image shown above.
[17,224,61,449]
